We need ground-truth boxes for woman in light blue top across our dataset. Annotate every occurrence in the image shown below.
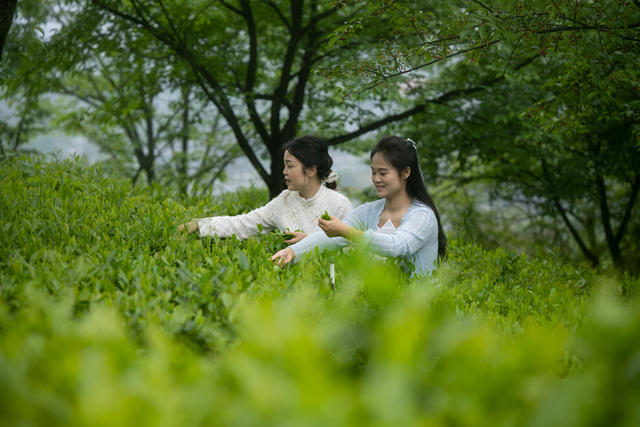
[271,135,447,277]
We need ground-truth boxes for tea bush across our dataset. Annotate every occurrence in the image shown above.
[1,155,639,426]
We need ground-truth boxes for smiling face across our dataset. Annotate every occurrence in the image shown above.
[371,152,410,199]
[283,150,317,192]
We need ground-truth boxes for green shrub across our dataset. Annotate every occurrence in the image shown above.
[1,155,639,426]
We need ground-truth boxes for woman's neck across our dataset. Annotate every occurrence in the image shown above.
[298,180,322,199]
[384,190,412,212]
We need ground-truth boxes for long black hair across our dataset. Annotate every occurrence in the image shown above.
[282,135,337,190]
[370,135,447,259]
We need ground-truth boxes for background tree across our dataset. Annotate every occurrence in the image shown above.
[4,0,638,269]
[87,0,514,198]
[0,0,52,156]
[8,1,240,192]
[336,0,640,270]
[0,0,17,61]
[0,91,50,156]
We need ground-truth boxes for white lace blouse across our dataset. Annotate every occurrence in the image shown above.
[197,185,353,239]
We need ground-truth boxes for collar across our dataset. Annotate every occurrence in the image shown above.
[294,185,325,208]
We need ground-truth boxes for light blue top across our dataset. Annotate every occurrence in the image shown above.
[290,198,439,276]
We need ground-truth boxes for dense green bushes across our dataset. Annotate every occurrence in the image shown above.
[1,155,639,426]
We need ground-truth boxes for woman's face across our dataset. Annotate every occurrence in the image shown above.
[283,150,315,192]
[371,152,409,199]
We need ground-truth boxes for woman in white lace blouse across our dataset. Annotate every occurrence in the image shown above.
[179,135,352,243]
[271,136,447,277]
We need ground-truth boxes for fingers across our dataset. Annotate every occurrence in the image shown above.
[284,231,306,244]
[318,218,334,236]
[270,251,286,264]
[272,254,288,267]
[271,248,294,266]
[319,215,333,222]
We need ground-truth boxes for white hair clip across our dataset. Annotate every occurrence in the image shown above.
[321,170,338,184]
[407,138,417,149]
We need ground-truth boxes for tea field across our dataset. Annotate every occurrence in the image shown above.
[1,155,639,426]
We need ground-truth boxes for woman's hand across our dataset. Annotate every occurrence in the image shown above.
[271,247,295,266]
[284,231,307,244]
[178,219,199,234]
[318,215,351,237]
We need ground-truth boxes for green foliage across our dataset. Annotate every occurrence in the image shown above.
[0,0,54,154]
[1,156,640,425]
[5,0,639,265]
[335,0,640,270]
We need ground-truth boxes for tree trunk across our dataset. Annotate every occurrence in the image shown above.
[595,173,623,269]
[541,153,599,266]
[133,148,155,185]
[553,197,600,267]
[268,145,285,199]
[179,85,190,194]
[143,154,155,184]
[0,0,17,61]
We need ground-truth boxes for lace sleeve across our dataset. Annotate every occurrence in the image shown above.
[197,198,279,239]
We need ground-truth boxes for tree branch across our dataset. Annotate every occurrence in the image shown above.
[540,155,599,266]
[328,103,427,145]
[535,22,640,35]
[328,83,499,145]
[55,85,101,108]
[283,0,323,138]
[91,0,270,186]
[85,72,108,103]
[552,197,599,266]
[259,0,291,30]
[139,82,156,156]
[268,0,304,145]
[156,112,175,140]
[95,54,126,94]
[157,0,185,47]
[190,63,270,184]
[595,171,622,268]
[360,40,501,92]
[0,0,17,62]
[471,0,494,14]
[306,4,337,29]
[219,0,243,15]
[240,0,270,142]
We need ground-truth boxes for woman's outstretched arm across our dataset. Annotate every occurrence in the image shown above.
[181,196,280,239]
